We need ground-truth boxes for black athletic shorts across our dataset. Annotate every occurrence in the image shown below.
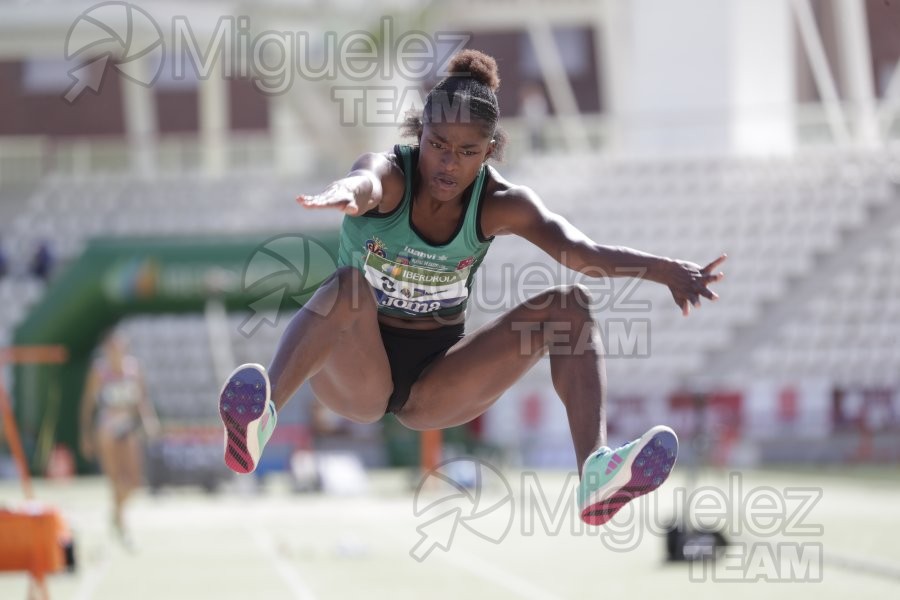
[378,321,466,415]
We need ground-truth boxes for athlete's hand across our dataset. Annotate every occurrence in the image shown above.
[296,174,375,216]
[662,254,726,316]
[142,418,161,441]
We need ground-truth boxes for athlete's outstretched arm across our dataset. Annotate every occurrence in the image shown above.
[487,185,726,316]
[296,152,399,216]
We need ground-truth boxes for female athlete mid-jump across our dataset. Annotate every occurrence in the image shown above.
[218,50,725,525]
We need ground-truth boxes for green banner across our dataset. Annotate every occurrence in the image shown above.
[12,232,339,473]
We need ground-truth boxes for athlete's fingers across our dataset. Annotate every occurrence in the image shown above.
[306,202,349,211]
[701,254,728,275]
[298,194,350,210]
[699,287,719,301]
[299,193,332,205]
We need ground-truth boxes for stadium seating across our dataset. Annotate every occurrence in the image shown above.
[1,147,898,420]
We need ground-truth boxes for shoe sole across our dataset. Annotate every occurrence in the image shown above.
[581,425,678,526]
[218,364,269,474]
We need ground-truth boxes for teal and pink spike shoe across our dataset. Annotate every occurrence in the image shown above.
[578,425,678,526]
[218,363,277,474]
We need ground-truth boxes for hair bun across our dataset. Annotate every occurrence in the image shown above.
[448,50,501,92]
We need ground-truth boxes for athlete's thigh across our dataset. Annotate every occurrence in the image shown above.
[399,300,552,429]
[119,434,144,487]
[96,430,124,479]
[308,310,393,422]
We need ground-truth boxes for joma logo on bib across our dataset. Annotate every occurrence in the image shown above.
[381,297,443,313]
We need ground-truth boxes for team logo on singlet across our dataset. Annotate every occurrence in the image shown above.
[364,251,470,316]
[456,256,476,270]
[365,237,387,258]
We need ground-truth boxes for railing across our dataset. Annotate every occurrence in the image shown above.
[1,103,899,185]
[0,132,276,185]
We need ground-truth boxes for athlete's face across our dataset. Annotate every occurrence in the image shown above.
[418,121,494,202]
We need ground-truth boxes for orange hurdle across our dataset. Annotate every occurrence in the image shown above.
[0,345,74,600]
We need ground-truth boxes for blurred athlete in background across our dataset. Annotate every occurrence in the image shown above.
[81,334,159,546]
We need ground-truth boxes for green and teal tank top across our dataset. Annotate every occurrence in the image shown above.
[337,144,494,319]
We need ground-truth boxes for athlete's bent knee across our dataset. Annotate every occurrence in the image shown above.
[549,283,593,320]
